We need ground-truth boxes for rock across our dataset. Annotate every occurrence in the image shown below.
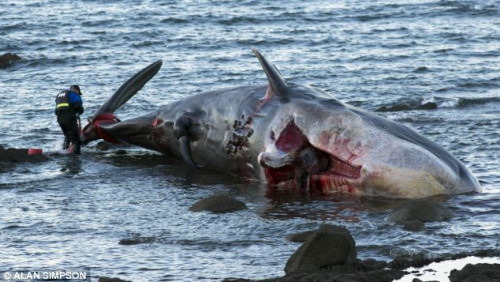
[361,258,388,271]
[389,254,433,270]
[243,250,499,282]
[389,200,452,231]
[189,194,247,213]
[286,230,316,243]
[419,102,438,110]
[0,145,47,163]
[119,236,155,245]
[449,263,500,282]
[0,53,21,68]
[0,145,48,173]
[284,224,357,274]
[376,104,411,112]
[402,219,425,232]
[413,66,430,73]
[264,259,405,282]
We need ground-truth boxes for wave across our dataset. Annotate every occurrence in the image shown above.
[217,16,264,25]
[376,96,500,112]
[436,1,499,17]
[160,17,190,24]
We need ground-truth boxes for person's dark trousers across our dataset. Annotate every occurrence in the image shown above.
[57,110,81,154]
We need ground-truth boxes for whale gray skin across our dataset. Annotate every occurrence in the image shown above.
[81,49,481,198]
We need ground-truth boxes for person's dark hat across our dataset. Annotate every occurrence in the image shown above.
[70,85,82,95]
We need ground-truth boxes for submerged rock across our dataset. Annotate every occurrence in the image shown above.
[376,103,411,112]
[401,219,426,232]
[284,224,357,274]
[0,53,21,68]
[413,66,430,73]
[389,200,452,231]
[189,194,247,213]
[419,101,438,110]
[449,263,500,282]
[119,236,155,245]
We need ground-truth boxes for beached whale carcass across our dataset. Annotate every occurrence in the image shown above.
[80,49,481,198]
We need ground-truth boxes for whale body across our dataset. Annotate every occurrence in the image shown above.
[81,49,481,198]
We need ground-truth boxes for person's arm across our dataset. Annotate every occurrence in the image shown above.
[68,92,84,115]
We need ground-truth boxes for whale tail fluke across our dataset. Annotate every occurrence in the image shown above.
[81,60,162,145]
[91,60,163,120]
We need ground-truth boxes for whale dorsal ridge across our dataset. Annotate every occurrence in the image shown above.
[252,48,289,101]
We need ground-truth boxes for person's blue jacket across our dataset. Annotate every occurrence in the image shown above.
[55,90,84,115]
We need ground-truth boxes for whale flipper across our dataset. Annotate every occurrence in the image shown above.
[174,114,199,169]
[179,136,198,169]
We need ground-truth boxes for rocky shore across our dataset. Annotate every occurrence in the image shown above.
[0,145,48,172]
[225,222,499,282]
[2,148,498,281]
[115,194,500,282]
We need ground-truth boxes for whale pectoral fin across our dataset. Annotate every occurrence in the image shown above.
[179,136,198,169]
[252,48,289,101]
[174,114,198,169]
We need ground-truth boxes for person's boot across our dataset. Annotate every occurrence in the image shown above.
[63,137,70,150]
[73,144,81,155]
[73,139,81,155]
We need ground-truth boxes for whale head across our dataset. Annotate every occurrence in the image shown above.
[252,49,481,198]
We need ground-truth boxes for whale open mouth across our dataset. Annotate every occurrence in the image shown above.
[258,120,361,194]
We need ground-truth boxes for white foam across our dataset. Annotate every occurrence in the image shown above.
[438,98,459,108]
[394,256,500,282]
[421,96,436,105]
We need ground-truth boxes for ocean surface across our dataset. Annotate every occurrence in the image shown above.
[0,0,499,281]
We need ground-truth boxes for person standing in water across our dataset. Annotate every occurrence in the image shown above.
[55,85,84,154]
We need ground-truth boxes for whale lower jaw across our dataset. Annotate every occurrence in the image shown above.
[259,121,363,194]
[264,159,362,195]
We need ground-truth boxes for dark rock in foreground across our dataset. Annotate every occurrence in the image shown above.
[449,263,500,282]
[389,200,452,231]
[0,53,21,68]
[285,224,357,274]
[250,258,405,282]
[226,239,499,282]
[189,194,247,213]
[0,145,48,173]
